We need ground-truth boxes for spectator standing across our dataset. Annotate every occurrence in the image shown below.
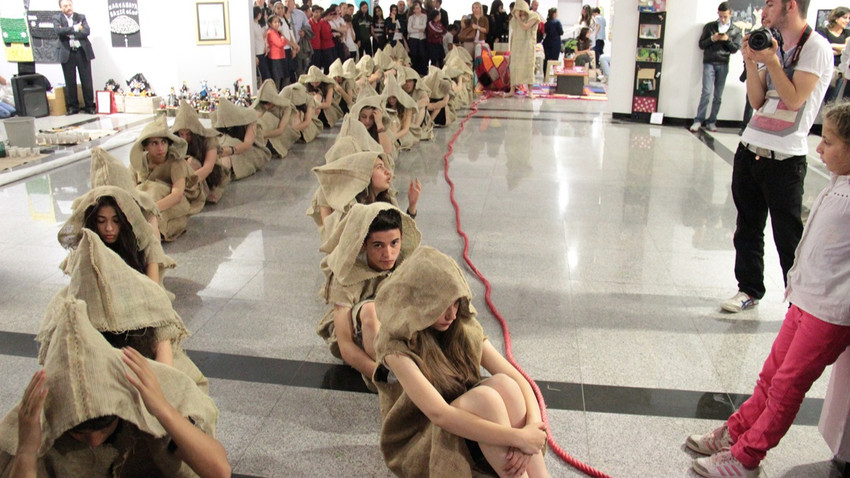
[53,0,95,115]
[386,5,408,49]
[689,2,742,133]
[286,0,312,75]
[309,6,335,72]
[488,0,509,47]
[267,15,290,90]
[720,0,832,314]
[353,1,373,57]
[592,8,606,68]
[407,2,429,76]
[432,0,449,30]
[426,10,447,68]
[542,8,563,64]
[578,5,595,32]
[279,2,302,84]
[458,2,489,57]
[508,0,539,98]
[531,0,544,43]
[252,6,272,85]
[372,5,388,52]
[396,0,409,37]
[816,7,850,102]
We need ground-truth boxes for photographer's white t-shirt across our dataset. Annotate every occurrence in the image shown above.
[741,31,831,157]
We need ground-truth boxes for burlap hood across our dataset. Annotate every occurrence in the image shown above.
[325,114,385,164]
[382,74,417,112]
[130,116,188,175]
[423,66,453,99]
[0,296,216,456]
[57,186,174,272]
[320,202,420,286]
[374,247,474,349]
[328,58,345,79]
[398,67,431,96]
[342,58,359,79]
[442,55,470,79]
[357,54,376,77]
[513,0,532,15]
[447,44,473,68]
[373,48,395,71]
[390,42,410,65]
[214,98,260,128]
[350,95,392,132]
[281,82,312,107]
[299,65,334,85]
[313,151,393,212]
[253,79,292,111]
[38,229,187,362]
[89,147,160,221]
[171,100,218,138]
[356,80,380,102]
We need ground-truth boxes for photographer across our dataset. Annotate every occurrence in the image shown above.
[719,0,831,318]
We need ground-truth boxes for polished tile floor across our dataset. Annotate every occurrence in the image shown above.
[0,98,844,477]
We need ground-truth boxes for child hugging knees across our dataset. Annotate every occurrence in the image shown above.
[316,204,421,389]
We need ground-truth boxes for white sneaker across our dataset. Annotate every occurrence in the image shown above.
[689,122,701,132]
[686,424,733,455]
[721,291,758,313]
[693,450,760,478]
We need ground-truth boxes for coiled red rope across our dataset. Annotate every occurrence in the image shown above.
[441,92,613,478]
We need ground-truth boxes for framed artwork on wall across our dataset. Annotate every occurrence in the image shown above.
[195,1,230,45]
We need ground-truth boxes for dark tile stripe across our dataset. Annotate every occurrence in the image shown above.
[0,330,823,424]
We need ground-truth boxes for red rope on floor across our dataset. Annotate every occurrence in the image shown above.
[441,93,613,478]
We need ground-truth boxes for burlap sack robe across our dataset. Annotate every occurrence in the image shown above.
[0,296,218,478]
[371,246,491,478]
[423,66,457,127]
[39,230,208,393]
[374,48,397,74]
[316,203,421,362]
[324,110,386,166]
[253,80,296,158]
[349,94,400,162]
[214,98,272,181]
[398,67,435,142]
[278,83,323,149]
[300,66,344,127]
[89,146,160,222]
[390,42,411,66]
[382,74,420,151]
[329,58,360,113]
[57,185,175,286]
[343,58,361,83]
[171,100,231,203]
[443,56,474,110]
[509,0,539,86]
[130,116,205,242]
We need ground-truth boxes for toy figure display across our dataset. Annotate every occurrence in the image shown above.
[126,73,154,96]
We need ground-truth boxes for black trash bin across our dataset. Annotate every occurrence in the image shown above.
[11,74,51,118]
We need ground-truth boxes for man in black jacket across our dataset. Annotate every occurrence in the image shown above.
[689,2,742,132]
[53,0,95,115]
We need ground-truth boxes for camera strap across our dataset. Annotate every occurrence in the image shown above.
[780,25,813,70]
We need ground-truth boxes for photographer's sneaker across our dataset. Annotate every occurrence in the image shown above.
[686,424,732,455]
[689,122,701,132]
[693,450,760,478]
[721,291,758,313]
[705,123,719,132]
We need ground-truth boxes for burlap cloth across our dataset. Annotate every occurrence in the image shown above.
[171,100,219,139]
[89,147,160,222]
[390,42,410,66]
[254,80,296,158]
[382,74,419,151]
[277,83,323,149]
[214,98,271,180]
[371,246,491,478]
[509,0,539,86]
[316,203,420,360]
[423,66,458,126]
[349,95,399,161]
[0,294,217,477]
[398,67,435,142]
[324,113,385,165]
[170,101,230,201]
[373,48,396,72]
[343,58,360,80]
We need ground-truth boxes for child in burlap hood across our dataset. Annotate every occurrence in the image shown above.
[373,246,549,478]
[382,74,420,151]
[329,58,359,115]
[323,110,387,166]
[443,55,474,110]
[89,146,159,223]
[213,98,272,181]
[253,79,296,158]
[508,0,539,97]
[0,296,223,477]
[423,65,457,127]
[373,48,397,76]
[57,185,175,287]
[130,116,205,242]
[398,66,435,142]
[390,42,411,66]
[39,229,208,393]
[349,94,399,161]
[171,100,231,204]
[316,203,421,388]
[276,83,323,150]
[300,65,344,128]
[356,54,384,92]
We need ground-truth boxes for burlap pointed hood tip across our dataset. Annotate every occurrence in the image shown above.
[171,100,218,138]
[213,98,260,129]
[130,116,188,173]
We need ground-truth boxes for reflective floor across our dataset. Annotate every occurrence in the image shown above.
[0,98,844,477]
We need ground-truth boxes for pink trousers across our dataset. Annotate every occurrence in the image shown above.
[728,305,850,469]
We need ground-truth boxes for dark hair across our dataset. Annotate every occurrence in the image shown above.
[359,0,368,7]
[828,7,850,27]
[216,125,248,141]
[83,196,146,274]
[491,0,503,13]
[389,4,397,15]
[100,328,159,360]
[254,5,267,26]
[428,9,440,21]
[181,130,207,161]
[387,96,406,116]
[823,101,850,143]
[547,7,556,21]
[367,208,402,236]
[296,103,308,114]
[717,2,729,12]
[580,4,591,24]
[70,415,119,433]
[356,157,394,206]
[140,136,172,148]
[306,81,332,96]
[373,5,383,17]
[578,26,590,41]
[343,13,352,22]
[592,7,601,14]
[312,5,324,13]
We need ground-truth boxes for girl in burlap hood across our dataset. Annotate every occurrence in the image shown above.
[130,116,205,242]
[39,229,208,392]
[398,67,435,142]
[172,100,231,204]
[443,56,474,110]
[383,74,419,151]
[374,48,397,75]
[373,246,549,478]
[508,0,540,97]
[390,42,411,66]
[214,98,272,181]
[253,79,296,158]
[357,54,384,92]
[349,95,399,161]
[316,203,421,389]
[0,296,225,478]
[423,65,457,127]
[276,83,323,151]
[57,185,174,286]
[329,58,359,115]
[300,65,344,128]
[447,45,474,70]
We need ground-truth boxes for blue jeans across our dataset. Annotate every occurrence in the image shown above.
[695,62,729,125]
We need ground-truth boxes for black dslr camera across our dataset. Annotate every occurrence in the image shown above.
[748,28,781,51]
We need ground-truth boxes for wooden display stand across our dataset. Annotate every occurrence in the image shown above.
[631,10,666,121]
[553,66,588,95]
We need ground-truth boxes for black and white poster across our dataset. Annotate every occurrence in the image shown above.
[107,0,141,47]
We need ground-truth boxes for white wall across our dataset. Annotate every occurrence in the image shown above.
[1,0,252,98]
[610,0,838,121]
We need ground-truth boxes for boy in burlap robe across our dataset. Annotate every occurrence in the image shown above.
[316,204,420,390]
[171,100,231,203]
[213,98,272,181]
[130,117,205,242]
[253,79,296,158]
[0,296,227,477]
[373,247,549,478]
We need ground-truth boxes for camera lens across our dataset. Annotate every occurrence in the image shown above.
[748,29,773,51]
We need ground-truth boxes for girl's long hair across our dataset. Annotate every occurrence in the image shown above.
[83,196,147,275]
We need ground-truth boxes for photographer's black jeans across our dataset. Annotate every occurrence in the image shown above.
[731,143,806,300]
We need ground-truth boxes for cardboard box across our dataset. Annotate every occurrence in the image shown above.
[48,85,84,115]
[123,95,162,114]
